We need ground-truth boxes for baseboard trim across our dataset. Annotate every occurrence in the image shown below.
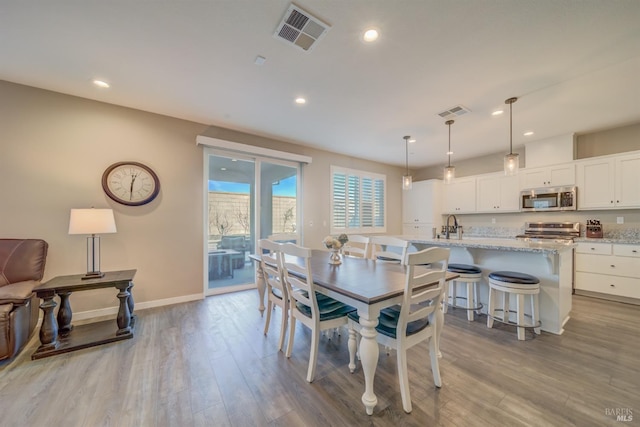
[72,293,205,321]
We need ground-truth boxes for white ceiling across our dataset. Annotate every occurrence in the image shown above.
[2,1,640,168]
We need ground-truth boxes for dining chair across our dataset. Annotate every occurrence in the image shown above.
[259,239,288,352]
[369,235,410,265]
[347,246,450,413]
[280,243,357,383]
[342,234,370,258]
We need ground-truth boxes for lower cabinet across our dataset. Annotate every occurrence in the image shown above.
[574,242,640,302]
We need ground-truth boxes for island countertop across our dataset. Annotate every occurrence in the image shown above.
[400,236,575,254]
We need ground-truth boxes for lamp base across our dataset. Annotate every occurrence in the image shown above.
[81,271,105,280]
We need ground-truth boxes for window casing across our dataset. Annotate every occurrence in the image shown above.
[331,166,386,234]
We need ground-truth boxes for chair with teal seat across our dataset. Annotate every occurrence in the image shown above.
[259,239,288,352]
[347,247,450,413]
[280,243,356,383]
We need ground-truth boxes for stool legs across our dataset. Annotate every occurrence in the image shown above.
[486,287,495,328]
[533,293,540,335]
[487,279,541,340]
[516,294,526,341]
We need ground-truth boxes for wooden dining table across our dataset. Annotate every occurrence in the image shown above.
[251,249,458,415]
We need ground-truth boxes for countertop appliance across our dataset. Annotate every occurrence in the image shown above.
[515,221,580,244]
[520,186,577,212]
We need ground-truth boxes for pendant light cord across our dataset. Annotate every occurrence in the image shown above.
[447,122,452,167]
[505,97,517,155]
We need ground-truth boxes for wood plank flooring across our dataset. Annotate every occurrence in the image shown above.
[1,292,638,427]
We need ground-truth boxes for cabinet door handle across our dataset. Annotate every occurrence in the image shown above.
[610,265,616,268]
[632,250,638,253]
[610,284,615,287]
[590,247,595,250]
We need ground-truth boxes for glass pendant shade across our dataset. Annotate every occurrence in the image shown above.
[444,165,456,183]
[504,152,519,176]
[504,97,519,176]
[402,135,412,190]
[402,174,413,190]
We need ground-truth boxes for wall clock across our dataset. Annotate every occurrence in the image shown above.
[102,161,160,206]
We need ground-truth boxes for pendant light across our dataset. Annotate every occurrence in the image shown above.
[402,135,412,190]
[504,97,519,176]
[443,119,455,184]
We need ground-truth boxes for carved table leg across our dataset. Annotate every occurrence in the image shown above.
[115,283,132,336]
[38,292,59,351]
[57,291,73,334]
[358,313,379,415]
[127,282,135,326]
[255,262,266,316]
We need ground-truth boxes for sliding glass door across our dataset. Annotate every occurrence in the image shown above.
[205,150,299,295]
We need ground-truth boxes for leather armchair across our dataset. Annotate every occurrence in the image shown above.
[0,239,48,361]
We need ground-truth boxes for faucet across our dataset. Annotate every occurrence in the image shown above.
[445,214,458,239]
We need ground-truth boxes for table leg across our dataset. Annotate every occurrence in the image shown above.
[115,283,132,336]
[38,292,59,351]
[255,262,266,316]
[358,314,379,415]
[57,291,73,334]
[127,282,136,327]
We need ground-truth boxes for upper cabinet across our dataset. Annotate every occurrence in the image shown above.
[520,163,575,189]
[576,152,640,210]
[443,177,476,214]
[402,179,442,235]
[476,173,520,212]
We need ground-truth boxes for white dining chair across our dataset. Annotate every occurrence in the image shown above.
[342,234,370,258]
[369,235,410,265]
[347,247,450,413]
[280,243,356,383]
[259,239,288,352]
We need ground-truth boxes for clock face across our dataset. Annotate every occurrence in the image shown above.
[102,162,160,206]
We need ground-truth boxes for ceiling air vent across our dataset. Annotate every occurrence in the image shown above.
[274,4,331,52]
[437,105,471,119]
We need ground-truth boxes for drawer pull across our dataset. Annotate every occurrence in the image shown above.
[590,247,595,250]
[610,265,616,268]
[610,284,615,287]
[633,250,638,253]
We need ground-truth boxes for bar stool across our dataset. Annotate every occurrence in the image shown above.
[445,264,483,321]
[486,271,540,341]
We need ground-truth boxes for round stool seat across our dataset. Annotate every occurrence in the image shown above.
[488,271,539,285]
[448,263,482,275]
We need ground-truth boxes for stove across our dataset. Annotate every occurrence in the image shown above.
[515,222,580,244]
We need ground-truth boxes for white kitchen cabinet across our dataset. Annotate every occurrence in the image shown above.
[476,173,519,212]
[576,152,640,210]
[574,242,640,303]
[442,177,476,214]
[402,179,442,236]
[520,163,575,189]
[615,153,640,208]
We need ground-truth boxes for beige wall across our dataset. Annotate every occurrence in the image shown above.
[0,81,404,313]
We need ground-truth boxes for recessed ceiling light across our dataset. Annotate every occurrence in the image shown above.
[492,110,503,116]
[363,29,379,42]
[93,80,110,88]
[446,151,454,155]
[408,138,416,143]
[295,97,306,105]
[523,131,534,136]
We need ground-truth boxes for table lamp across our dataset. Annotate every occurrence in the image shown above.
[68,208,117,279]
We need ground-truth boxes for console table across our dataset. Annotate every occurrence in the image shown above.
[32,269,136,360]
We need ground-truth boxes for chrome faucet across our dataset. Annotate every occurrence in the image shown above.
[445,214,458,239]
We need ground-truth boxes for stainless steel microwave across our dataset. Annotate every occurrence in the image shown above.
[520,186,577,212]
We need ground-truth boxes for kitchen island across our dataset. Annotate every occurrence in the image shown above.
[402,236,575,335]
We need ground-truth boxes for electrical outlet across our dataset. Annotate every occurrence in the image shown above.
[492,218,496,224]
[617,217,624,224]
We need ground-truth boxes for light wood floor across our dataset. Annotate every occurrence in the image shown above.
[1,291,638,427]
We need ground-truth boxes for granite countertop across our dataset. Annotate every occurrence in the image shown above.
[574,237,640,245]
[403,236,575,254]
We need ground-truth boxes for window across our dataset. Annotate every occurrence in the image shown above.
[331,166,386,234]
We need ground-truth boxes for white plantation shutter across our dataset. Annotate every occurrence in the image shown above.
[331,166,386,233]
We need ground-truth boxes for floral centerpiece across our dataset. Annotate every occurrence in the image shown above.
[324,234,348,265]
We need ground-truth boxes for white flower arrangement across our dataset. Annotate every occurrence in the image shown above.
[323,234,349,250]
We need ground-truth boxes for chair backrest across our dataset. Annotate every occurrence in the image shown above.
[258,239,286,299]
[279,243,318,320]
[342,235,370,258]
[398,247,450,337]
[370,236,409,265]
[0,239,48,286]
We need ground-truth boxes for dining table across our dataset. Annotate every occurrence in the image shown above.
[251,249,458,415]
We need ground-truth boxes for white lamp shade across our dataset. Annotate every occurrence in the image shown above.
[402,174,413,190]
[504,153,520,176]
[69,209,117,235]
